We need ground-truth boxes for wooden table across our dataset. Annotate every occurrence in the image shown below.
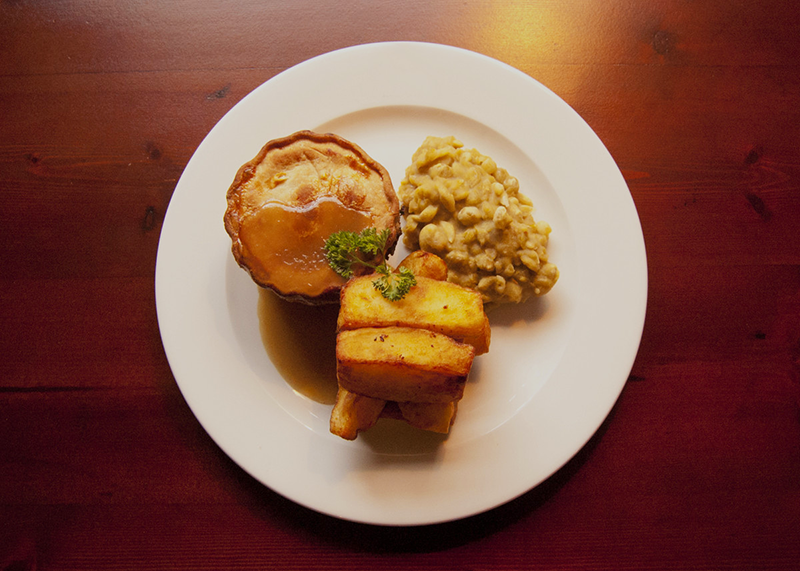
[2,1,799,569]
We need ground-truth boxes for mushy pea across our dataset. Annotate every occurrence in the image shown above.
[398,136,558,304]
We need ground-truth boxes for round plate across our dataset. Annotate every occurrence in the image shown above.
[155,42,647,526]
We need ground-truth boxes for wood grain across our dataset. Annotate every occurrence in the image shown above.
[1,0,799,569]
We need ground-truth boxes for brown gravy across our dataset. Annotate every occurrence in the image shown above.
[257,287,339,404]
[239,197,372,298]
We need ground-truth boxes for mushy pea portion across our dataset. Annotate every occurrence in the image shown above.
[398,136,558,304]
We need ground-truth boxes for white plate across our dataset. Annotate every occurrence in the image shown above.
[155,42,647,526]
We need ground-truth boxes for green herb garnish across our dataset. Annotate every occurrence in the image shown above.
[324,228,416,301]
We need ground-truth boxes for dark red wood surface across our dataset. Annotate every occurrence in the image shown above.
[2,1,799,569]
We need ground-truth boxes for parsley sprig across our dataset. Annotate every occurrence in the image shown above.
[324,228,416,301]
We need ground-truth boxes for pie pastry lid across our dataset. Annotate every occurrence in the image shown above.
[224,131,400,304]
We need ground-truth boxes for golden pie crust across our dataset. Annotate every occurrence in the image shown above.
[224,131,400,304]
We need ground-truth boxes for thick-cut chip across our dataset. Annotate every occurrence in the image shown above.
[331,387,459,437]
[338,275,490,354]
[336,326,475,403]
[330,252,490,439]
[329,387,386,441]
[397,250,448,281]
[397,401,458,433]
